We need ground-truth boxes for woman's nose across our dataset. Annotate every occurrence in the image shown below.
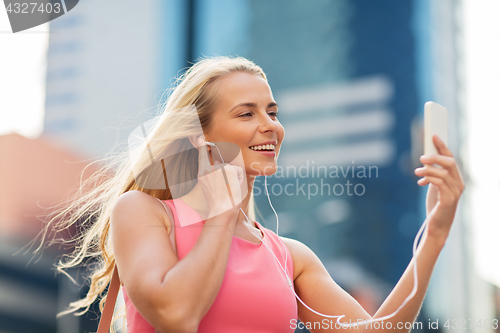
[258,113,279,133]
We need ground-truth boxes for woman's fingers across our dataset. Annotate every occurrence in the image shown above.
[418,137,464,191]
[235,165,245,186]
[432,135,453,157]
[414,164,455,190]
[415,135,465,205]
[419,154,454,168]
[417,175,459,207]
[417,175,445,188]
[194,140,244,219]
[197,138,214,176]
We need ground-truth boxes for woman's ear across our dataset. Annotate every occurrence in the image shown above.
[188,135,211,152]
[188,135,199,148]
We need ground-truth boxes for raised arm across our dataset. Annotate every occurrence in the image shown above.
[110,190,236,333]
[364,135,464,331]
[111,141,245,333]
[284,135,464,332]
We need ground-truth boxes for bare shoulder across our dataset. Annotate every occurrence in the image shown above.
[279,236,324,281]
[280,236,320,262]
[110,190,178,294]
[111,190,172,233]
[112,189,159,211]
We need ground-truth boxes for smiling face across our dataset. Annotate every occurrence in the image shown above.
[204,71,285,177]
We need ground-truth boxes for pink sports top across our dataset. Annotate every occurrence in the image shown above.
[122,198,298,332]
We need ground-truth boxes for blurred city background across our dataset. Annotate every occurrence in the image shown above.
[1,0,499,332]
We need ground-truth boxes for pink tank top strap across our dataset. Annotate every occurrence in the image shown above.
[163,198,205,260]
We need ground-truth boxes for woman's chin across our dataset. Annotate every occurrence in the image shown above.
[245,162,278,177]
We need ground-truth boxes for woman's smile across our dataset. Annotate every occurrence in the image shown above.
[250,149,276,157]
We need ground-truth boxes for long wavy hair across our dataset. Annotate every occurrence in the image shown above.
[36,55,266,331]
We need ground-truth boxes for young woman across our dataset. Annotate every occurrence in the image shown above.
[51,56,464,332]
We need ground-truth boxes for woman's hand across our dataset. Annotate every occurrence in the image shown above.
[414,135,465,240]
[196,137,244,221]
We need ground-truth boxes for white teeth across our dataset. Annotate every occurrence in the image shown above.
[250,144,276,151]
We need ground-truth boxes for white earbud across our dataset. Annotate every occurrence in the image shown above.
[198,136,216,147]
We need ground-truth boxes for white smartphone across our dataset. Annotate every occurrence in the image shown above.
[424,101,448,157]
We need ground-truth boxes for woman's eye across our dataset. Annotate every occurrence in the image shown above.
[239,111,278,118]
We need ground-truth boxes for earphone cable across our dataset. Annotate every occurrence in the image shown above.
[206,142,426,327]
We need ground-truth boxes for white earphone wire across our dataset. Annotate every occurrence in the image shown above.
[206,141,426,327]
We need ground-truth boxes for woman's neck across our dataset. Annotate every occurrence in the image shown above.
[181,175,255,228]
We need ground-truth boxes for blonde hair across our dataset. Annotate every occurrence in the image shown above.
[36,56,267,331]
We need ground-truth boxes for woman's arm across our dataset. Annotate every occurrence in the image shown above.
[111,190,237,333]
[111,144,244,333]
[284,135,464,332]
[367,135,464,330]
